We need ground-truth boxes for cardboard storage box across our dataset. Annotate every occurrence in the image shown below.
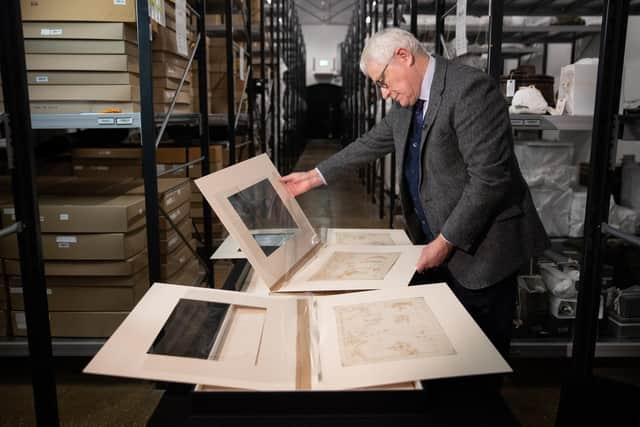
[166,258,205,287]
[22,22,137,41]
[29,85,141,102]
[9,274,148,311]
[153,63,191,81]
[0,227,146,261]
[24,39,138,55]
[160,239,194,279]
[3,250,148,277]
[12,310,128,338]
[28,71,139,86]
[0,194,145,233]
[73,159,142,178]
[30,101,139,114]
[160,218,191,255]
[26,54,139,73]
[159,202,190,230]
[20,0,136,22]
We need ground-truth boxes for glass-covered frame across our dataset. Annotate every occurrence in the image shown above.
[195,154,319,289]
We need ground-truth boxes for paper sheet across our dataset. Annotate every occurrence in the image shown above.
[335,232,396,246]
[334,297,456,367]
[309,252,401,281]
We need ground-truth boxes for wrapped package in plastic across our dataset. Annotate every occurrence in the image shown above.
[539,264,579,298]
[530,187,572,237]
[514,141,574,177]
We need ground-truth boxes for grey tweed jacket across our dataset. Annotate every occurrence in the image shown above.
[317,56,550,289]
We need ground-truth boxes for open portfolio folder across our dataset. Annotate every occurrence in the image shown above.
[84,154,511,390]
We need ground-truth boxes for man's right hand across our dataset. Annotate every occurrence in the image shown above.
[281,169,324,197]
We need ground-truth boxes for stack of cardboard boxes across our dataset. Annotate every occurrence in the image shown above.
[0,185,148,337]
[194,36,246,114]
[21,0,140,114]
[0,176,204,337]
[21,0,196,114]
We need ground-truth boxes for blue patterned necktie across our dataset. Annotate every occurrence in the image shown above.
[404,98,433,241]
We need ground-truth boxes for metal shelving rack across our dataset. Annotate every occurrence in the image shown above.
[264,0,306,175]
[340,0,640,363]
[0,0,221,359]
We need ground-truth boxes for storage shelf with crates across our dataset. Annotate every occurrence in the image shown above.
[510,114,594,132]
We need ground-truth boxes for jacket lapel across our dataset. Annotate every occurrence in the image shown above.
[395,106,413,174]
[420,56,447,149]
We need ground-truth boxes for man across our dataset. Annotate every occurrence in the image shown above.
[282,28,549,359]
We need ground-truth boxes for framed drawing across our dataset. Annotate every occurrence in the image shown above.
[273,244,425,293]
[84,283,511,390]
[325,228,412,246]
[195,155,319,288]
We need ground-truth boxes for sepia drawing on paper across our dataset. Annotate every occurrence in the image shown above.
[334,232,396,246]
[309,251,401,281]
[334,297,456,367]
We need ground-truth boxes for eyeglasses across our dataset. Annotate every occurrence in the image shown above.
[374,56,393,89]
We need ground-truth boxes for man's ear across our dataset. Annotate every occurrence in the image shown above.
[395,47,412,64]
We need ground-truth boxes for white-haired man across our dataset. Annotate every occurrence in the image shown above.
[283,28,549,362]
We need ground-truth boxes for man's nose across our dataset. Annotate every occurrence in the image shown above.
[379,86,390,99]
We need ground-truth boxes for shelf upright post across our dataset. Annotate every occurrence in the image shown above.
[365,0,372,194]
[196,0,213,288]
[137,0,161,284]
[260,0,267,155]
[379,0,388,220]
[487,0,504,81]
[435,0,445,56]
[270,0,276,161]
[389,0,398,228]
[247,0,255,158]
[0,2,59,425]
[276,0,282,172]
[556,1,631,424]
[224,0,237,165]
[371,0,379,204]
[410,0,417,36]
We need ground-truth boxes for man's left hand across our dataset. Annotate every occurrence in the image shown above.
[416,234,454,273]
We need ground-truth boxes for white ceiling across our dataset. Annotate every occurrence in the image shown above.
[295,0,357,25]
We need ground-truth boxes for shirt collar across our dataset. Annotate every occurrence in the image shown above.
[420,54,436,104]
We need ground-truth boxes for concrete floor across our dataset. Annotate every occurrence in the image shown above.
[0,139,638,426]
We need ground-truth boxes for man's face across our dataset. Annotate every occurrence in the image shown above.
[367,48,420,108]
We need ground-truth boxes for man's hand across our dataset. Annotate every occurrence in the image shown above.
[416,234,454,273]
[281,169,324,197]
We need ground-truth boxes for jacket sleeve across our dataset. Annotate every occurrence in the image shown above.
[316,108,396,185]
[440,72,514,252]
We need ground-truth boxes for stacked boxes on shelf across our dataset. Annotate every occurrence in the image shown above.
[0,185,148,338]
[151,1,197,114]
[20,0,196,114]
[156,146,227,241]
[21,0,140,114]
[194,36,246,114]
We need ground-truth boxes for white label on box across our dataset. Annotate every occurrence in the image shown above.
[59,213,70,221]
[506,79,516,97]
[35,75,49,83]
[56,236,77,248]
[40,28,63,36]
[16,312,26,330]
[3,208,15,215]
[175,0,188,57]
[170,210,179,220]
[240,47,246,81]
[114,0,126,5]
[9,287,22,294]
[168,236,178,247]
[97,117,115,125]
[166,196,176,206]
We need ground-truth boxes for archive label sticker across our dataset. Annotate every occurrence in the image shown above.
[59,213,70,221]
[35,75,49,83]
[40,28,63,36]
[114,0,127,5]
[506,79,516,97]
[56,236,77,248]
